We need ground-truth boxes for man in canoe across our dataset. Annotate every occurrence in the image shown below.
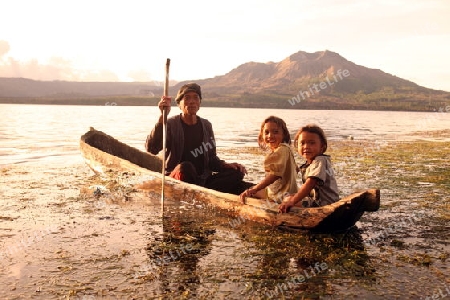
[145,83,250,195]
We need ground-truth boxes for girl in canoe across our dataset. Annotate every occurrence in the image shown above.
[239,116,298,204]
[279,124,339,213]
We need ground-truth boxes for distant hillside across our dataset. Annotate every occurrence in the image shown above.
[0,78,167,98]
[1,50,449,111]
[176,50,449,111]
[193,50,421,93]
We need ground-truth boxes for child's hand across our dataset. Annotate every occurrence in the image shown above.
[279,195,296,213]
[239,188,255,204]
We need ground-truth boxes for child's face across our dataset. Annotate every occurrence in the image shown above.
[298,131,325,163]
[263,121,283,151]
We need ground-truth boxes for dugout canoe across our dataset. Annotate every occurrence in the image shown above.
[80,128,380,232]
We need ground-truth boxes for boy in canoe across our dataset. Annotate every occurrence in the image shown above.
[279,124,339,213]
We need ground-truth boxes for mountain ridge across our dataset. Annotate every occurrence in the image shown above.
[187,50,422,94]
[1,50,448,111]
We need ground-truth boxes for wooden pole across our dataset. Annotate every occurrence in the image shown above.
[161,58,170,216]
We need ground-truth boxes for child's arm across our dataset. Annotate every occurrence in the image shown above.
[279,177,318,213]
[239,174,280,203]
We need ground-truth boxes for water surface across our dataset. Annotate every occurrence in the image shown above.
[0,104,449,299]
[1,104,449,165]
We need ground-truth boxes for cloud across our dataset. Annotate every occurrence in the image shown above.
[0,40,119,81]
[126,69,153,82]
[0,56,119,82]
[0,40,10,58]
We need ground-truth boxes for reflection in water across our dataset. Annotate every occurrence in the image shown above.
[243,227,374,298]
[140,195,375,299]
[2,104,448,298]
[145,207,215,298]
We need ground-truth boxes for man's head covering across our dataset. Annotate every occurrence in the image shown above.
[175,83,202,104]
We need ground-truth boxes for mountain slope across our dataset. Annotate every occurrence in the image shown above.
[0,78,163,98]
[1,50,448,111]
[172,50,447,110]
[190,50,422,94]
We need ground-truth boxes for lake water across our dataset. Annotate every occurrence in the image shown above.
[1,104,449,299]
[1,104,449,166]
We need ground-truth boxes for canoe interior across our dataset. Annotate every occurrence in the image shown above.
[80,128,380,232]
[80,127,162,173]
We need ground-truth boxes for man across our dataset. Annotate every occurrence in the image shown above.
[145,83,249,195]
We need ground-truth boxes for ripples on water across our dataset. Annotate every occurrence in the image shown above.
[1,104,449,298]
[1,104,449,165]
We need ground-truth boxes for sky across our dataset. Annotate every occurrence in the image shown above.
[0,0,449,91]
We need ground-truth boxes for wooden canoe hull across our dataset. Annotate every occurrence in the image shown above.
[80,128,380,232]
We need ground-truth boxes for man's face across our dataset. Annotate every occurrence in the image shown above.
[178,91,201,115]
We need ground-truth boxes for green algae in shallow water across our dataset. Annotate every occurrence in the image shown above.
[3,137,450,298]
[219,138,449,298]
[328,140,450,219]
[396,252,433,266]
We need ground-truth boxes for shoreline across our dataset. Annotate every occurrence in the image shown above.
[0,100,446,113]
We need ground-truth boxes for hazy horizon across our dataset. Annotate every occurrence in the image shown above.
[1,0,449,92]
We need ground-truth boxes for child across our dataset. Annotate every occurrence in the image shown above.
[239,116,298,204]
[279,124,339,213]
